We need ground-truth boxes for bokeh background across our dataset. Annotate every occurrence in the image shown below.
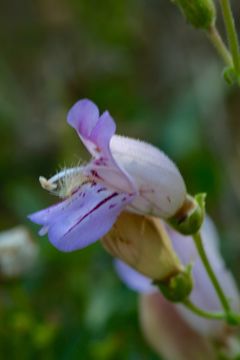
[1,0,240,358]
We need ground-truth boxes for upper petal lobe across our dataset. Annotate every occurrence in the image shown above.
[67,99,136,194]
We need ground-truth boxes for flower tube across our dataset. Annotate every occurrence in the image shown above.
[102,212,184,283]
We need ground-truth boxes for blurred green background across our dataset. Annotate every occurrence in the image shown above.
[1,0,240,358]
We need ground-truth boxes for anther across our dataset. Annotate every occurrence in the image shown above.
[39,176,57,191]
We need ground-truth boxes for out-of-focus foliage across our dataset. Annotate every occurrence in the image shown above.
[0,0,240,358]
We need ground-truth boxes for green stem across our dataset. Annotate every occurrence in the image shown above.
[219,0,240,73]
[207,25,233,66]
[183,299,225,320]
[193,232,231,314]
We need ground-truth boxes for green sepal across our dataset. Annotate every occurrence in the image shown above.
[172,0,216,29]
[222,66,239,86]
[225,312,240,326]
[168,193,206,235]
[154,265,193,303]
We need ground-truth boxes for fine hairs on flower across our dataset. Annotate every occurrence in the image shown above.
[39,161,91,199]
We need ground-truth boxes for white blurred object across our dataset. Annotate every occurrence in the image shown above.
[0,226,38,277]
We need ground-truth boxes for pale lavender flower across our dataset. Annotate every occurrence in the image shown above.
[115,217,239,336]
[29,99,186,252]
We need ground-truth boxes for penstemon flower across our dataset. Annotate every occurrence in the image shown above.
[115,216,240,336]
[28,99,186,252]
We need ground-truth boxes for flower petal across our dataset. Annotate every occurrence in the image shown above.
[67,99,113,158]
[28,184,91,226]
[114,259,155,294]
[67,99,136,194]
[110,135,186,218]
[29,183,134,252]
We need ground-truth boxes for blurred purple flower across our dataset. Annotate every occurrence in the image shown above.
[139,293,217,360]
[115,217,239,336]
[29,99,186,252]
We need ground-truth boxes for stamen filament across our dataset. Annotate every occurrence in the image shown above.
[48,167,84,183]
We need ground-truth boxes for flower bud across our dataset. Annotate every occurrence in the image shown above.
[223,66,238,86]
[168,193,206,235]
[173,0,216,29]
[101,212,183,282]
[154,265,193,302]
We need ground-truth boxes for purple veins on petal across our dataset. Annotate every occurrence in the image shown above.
[94,158,108,166]
[90,169,102,179]
[29,182,134,252]
[109,204,117,209]
[97,187,106,193]
[64,192,119,235]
